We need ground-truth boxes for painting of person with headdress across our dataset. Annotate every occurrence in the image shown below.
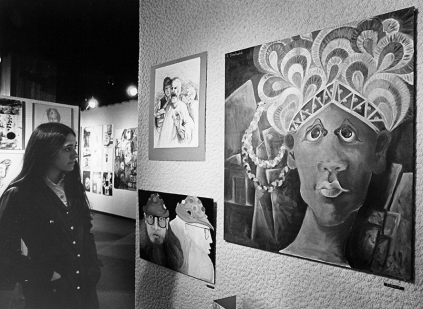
[224,7,415,281]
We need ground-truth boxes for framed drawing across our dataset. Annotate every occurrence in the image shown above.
[224,7,415,282]
[0,97,25,150]
[139,190,216,284]
[149,52,207,161]
[33,102,73,130]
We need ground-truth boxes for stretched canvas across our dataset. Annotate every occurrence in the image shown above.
[139,190,216,284]
[224,8,415,281]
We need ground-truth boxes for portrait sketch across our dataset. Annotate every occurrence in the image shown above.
[139,190,216,284]
[149,52,206,161]
[224,7,415,281]
[33,103,73,129]
[0,97,24,150]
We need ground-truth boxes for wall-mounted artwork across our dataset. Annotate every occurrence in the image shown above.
[0,152,23,193]
[83,127,92,148]
[92,171,102,194]
[33,103,73,129]
[0,98,24,150]
[224,7,415,282]
[103,124,114,148]
[114,128,137,190]
[83,171,91,192]
[102,172,113,196]
[149,52,207,161]
[139,190,216,284]
[82,148,91,170]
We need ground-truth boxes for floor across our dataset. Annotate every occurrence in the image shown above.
[0,211,135,309]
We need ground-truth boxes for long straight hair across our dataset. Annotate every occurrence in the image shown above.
[8,123,91,215]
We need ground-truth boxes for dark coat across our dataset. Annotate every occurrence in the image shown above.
[0,180,101,309]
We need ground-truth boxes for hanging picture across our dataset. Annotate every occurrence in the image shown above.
[103,124,114,148]
[0,152,24,194]
[33,103,73,129]
[83,171,91,192]
[149,52,207,161]
[91,125,103,149]
[138,190,216,284]
[83,127,92,148]
[102,147,113,172]
[0,97,25,150]
[102,172,113,196]
[82,148,91,170]
[224,7,415,282]
[92,171,102,194]
[114,128,137,190]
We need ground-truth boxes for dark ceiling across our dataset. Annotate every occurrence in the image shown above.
[0,0,139,108]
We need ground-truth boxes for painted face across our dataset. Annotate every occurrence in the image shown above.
[50,134,78,175]
[145,215,167,245]
[171,79,181,106]
[164,85,172,98]
[289,104,388,227]
[186,223,212,255]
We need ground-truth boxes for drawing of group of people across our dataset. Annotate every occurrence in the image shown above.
[139,193,215,283]
[154,76,199,148]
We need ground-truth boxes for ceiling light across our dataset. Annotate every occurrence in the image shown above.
[127,85,138,97]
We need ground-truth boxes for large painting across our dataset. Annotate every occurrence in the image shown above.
[139,190,216,284]
[149,52,207,161]
[224,7,415,282]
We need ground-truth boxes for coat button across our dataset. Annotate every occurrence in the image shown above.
[77,254,80,257]
[53,289,56,292]
[71,226,74,230]
[73,241,76,244]
[77,286,80,290]
[49,220,54,223]
[76,270,79,274]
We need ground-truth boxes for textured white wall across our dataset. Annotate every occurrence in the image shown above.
[137,1,423,308]
[81,101,137,219]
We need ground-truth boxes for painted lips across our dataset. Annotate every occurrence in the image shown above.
[317,180,349,198]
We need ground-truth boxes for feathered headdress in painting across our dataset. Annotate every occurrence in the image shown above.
[242,10,414,192]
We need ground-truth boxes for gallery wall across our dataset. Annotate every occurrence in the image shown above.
[137,0,423,308]
[81,100,137,219]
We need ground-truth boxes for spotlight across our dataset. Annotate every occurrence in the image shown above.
[126,85,138,97]
[87,97,98,109]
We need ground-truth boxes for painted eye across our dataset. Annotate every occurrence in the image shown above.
[339,126,356,142]
[306,126,322,142]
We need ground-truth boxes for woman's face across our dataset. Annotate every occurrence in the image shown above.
[49,134,78,174]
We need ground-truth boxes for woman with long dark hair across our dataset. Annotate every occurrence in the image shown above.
[0,123,101,309]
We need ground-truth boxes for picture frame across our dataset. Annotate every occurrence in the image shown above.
[33,102,74,130]
[0,97,25,150]
[149,52,207,161]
